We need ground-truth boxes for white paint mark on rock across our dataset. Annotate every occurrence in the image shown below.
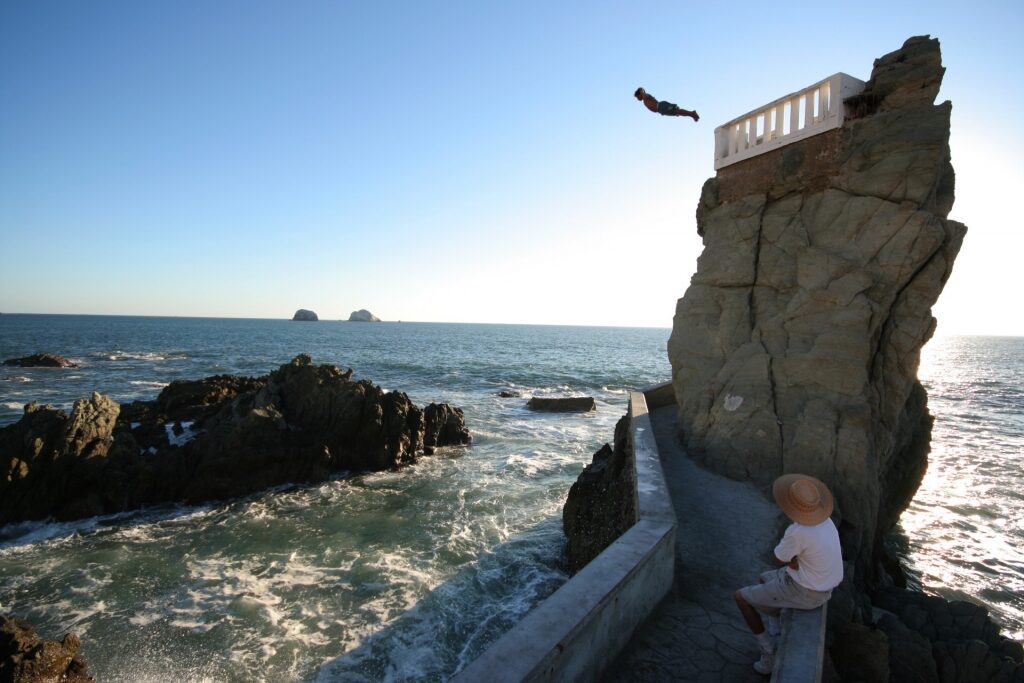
[723,394,744,411]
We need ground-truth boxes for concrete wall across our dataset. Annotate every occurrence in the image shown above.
[772,604,828,683]
[452,385,677,683]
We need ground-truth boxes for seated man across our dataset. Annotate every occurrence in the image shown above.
[734,474,843,675]
[634,87,699,121]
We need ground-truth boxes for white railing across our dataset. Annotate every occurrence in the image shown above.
[714,72,865,170]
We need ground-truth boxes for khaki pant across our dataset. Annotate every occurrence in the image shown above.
[739,567,831,616]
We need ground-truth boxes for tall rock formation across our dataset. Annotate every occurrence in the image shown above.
[667,36,965,581]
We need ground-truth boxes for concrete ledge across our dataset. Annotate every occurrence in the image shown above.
[451,389,678,682]
[771,603,828,683]
[640,381,676,411]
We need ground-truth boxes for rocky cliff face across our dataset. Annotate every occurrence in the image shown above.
[0,355,471,524]
[667,36,965,581]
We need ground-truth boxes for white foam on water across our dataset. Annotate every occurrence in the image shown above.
[128,611,161,626]
[129,380,169,389]
[501,453,542,478]
[0,517,101,551]
[106,350,186,362]
[1,402,25,410]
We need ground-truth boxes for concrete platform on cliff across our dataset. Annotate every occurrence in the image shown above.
[601,404,786,682]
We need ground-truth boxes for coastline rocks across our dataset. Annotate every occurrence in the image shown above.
[0,615,94,683]
[563,414,634,573]
[348,309,381,322]
[292,309,318,321]
[0,355,470,524]
[526,397,596,412]
[2,353,77,368]
[825,587,1024,683]
[666,36,965,581]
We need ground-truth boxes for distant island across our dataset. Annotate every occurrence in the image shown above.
[348,309,381,322]
[292,309,318,321]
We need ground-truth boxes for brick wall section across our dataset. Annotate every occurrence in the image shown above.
[714,128,844,204]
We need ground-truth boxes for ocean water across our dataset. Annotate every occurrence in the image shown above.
[0,316,1020,681]
[897,335,1024,640]
[0,315,668,682]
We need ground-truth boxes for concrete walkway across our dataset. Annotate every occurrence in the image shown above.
[601,405,785,682]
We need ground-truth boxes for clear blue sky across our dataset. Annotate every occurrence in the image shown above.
[2,1,1021,333]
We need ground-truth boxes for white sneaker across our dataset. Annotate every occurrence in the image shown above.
[765,615,782,637]
[753,649,774,675]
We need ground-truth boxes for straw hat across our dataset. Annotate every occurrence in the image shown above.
[773,474,833,525]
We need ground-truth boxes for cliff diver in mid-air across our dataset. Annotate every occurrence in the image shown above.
[634,87,699,121]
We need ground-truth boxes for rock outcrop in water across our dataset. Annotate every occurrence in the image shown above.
[348,309,381,322]
[0,355,470,524]
[562,414,634,573]
[667,35,965,581]
[0,615,94,682]
[292,309,319,321]
[527,396,596,413]
[2,353,77,368]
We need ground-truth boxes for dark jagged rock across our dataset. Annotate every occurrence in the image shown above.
[562,414,634,573]
[0,615,94,683]
[874,588,1024,665]
[497,390,521,398]
[829,620,890,683]
[527,397,596,413]
[0,355,470,524]
[2,353,77,368]
[875,612,940,683]
[292,309,318,321]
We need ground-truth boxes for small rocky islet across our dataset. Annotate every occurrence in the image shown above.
[2,353,78,368]
[347,309,381,322]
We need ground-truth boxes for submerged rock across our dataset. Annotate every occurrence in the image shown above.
[292,309,319,321]
[348,309,381,322]
[2,353,77,368]
[526,397,596,412]
[0,615,94,682]
[0,355,471,524]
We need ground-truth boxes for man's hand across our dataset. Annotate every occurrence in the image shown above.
[775,553,799,570]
